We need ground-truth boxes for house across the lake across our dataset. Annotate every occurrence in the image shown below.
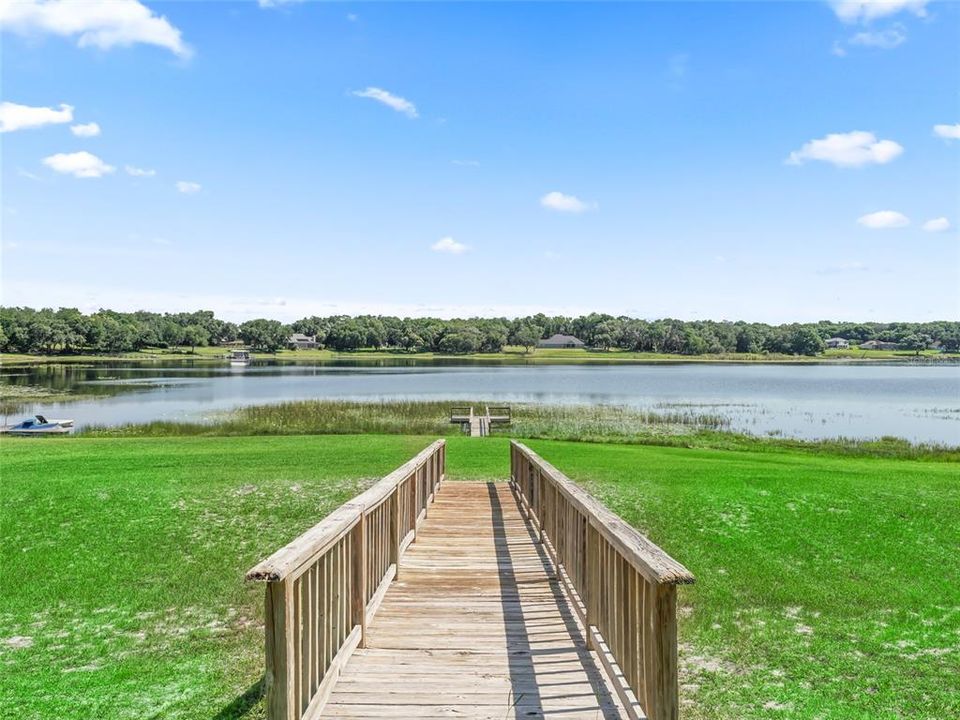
[859,340,899,351]
[288,333,320,350]
[825,337,850,349]
[537,333,586,349]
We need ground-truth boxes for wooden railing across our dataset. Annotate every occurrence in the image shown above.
[485,405,512,425]
[246,440,446,720]
[509,441,694,720]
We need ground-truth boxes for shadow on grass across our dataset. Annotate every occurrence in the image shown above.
[211,677,264,720]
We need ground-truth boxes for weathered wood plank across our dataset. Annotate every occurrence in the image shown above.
[324,482,626,719]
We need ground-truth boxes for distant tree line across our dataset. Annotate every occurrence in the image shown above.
[1,307,958,356]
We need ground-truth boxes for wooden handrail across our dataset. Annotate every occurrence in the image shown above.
[509,440,693,720]
[246,439,446,720]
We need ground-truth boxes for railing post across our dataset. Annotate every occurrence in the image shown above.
[409,471,417,542]
[390,488,400,580]
[426,461,432,511]
[353,514,367,649]
[264,579,295,719]
[584,523,594,650]
[537,470,545,544]
[645,583,679,720]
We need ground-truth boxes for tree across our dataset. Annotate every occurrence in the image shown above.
[325,320,366,351]
[681,327,708,355]
[591,319,622,350]
[510,323,542,353]
[787,327,825,356]
[735,326,758,354]
[899,333,928,355]
[438,327,482,354]
[477,320,509,353]
[182,325,210,352]
[939,328,960,353]
[239,319,289,352]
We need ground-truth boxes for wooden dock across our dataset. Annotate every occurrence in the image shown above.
[450,406,511,437]
[325,482,624,718]
[247,440,694,720]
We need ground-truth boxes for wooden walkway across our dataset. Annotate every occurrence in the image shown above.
[324,482,625,719]
[247,440,692,720]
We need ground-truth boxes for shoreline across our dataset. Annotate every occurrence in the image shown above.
[3,346,958,367]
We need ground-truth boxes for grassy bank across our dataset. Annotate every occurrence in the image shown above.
[4,344,957,366]
[2,434,958,719]
[82,399,960,461]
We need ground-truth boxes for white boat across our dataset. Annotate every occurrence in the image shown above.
[227,349,252,365]
[1,415,74,436]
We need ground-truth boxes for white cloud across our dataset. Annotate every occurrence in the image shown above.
[258,0,304,7]
[831,41,848,56]
[933,123,960,140]
[0,101,73,132]
[540,191,596,213]
[431,237,469,255]
[125,165,155,177]
[351,87,418,118]
[451,159,480,167]
[922,217,951,232]
[786,131,903,167]
[42,151,115,178]
[70,121,100,137]
[0,0,192,58]
[346,13,358,22]
[857,210,909,229]
[176,180,201,194]
[849,25,906,48]
[829,0,929,23]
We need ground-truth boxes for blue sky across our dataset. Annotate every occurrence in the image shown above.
[1,0,958,322]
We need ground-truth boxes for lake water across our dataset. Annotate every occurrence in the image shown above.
[3,361,959,445]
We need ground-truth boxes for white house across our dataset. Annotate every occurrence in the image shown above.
[288,333,319,350]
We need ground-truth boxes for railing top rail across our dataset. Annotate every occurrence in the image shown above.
[246,439,445,583]
[511,440,694,586]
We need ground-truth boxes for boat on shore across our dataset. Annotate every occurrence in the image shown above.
[1,415,74,436]
[227,349,252,365]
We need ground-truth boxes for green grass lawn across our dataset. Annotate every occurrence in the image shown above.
[2,435,957,719]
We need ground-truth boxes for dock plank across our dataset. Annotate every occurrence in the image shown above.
[322,482,626,719]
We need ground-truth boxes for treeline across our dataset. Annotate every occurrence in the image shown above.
[1,307,958,356]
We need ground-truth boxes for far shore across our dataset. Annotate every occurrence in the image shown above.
[2,345,958,367]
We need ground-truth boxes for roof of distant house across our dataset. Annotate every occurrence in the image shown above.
[290,333,315,342]
[539,333,585,345]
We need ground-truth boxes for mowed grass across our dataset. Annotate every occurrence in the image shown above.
[0,435,430,720]
[1,435,958,719]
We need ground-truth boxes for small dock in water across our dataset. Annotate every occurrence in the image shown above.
[450,405,512,437]
[247,440,694,720]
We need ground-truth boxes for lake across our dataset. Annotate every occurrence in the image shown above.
[3,360,959,444]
